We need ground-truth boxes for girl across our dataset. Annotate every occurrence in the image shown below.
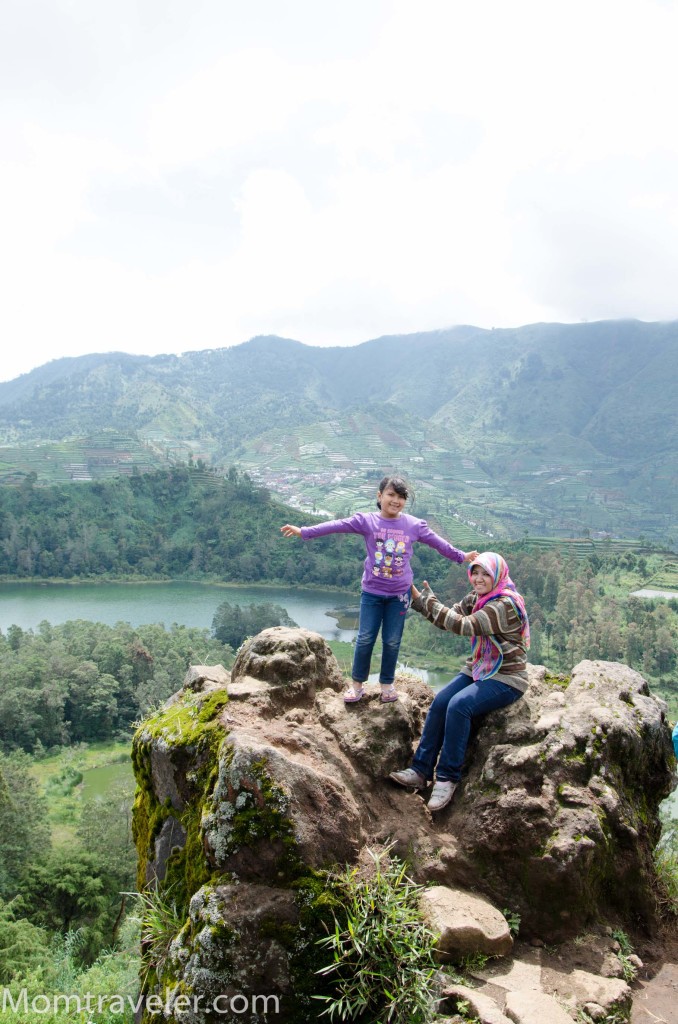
[281,475,478,703]
[390,552,530,811]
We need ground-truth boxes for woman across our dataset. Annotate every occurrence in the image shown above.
[390,552,530,812]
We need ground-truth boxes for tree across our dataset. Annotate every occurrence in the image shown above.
[625,622,644,668]
[542,570,560,611]
[0,753,51,898]
[77,785,137,892]
[78,784,138,942]
[16,849,121,964]
[211,601,297,649]
[0,899,51,984]
[654,627,676,679]
[64,663,119,742]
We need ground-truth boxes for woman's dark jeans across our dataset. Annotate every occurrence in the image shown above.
[411,671,523,781]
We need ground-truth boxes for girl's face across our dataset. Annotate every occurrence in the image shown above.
[378,485,407,519]
[470,565,494,596]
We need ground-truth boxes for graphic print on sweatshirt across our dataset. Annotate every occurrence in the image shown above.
[371,529,410,580]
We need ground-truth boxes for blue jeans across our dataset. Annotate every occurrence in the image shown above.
[352,591,410,685]
[411,671,523,782]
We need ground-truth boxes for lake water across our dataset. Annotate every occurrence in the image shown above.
[0,579,454,686]
[0,580,359,642]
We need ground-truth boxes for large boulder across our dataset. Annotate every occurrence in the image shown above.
[449,661,675,937]
[131,630,675,1023]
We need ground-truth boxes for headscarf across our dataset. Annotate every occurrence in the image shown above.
[467,552,530,680]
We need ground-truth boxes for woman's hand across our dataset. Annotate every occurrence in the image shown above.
[280,524,301,537]
[464,550,480,562]
[411,582,420,600]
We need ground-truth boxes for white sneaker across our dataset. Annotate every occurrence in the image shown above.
[427,780,457,812]
[389,768,427,790]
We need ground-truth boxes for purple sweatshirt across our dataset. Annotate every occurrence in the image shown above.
[300,511,466,596]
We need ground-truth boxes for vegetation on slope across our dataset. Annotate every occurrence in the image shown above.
[0,320,676,541]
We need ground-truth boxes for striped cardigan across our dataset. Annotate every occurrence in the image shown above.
[411,585,529,692]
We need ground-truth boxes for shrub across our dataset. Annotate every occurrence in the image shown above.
[314,846,438,1023]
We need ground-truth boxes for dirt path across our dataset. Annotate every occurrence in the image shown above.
[631,931,678,1024]
[631,963,678,1023]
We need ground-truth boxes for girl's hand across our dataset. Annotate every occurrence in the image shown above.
[464,550,480,562]
[280,524,302,537]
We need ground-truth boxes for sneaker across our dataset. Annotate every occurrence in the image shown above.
[427,780,457,812]
[389,768,427,790]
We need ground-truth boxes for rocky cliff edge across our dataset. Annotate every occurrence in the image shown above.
[131,627,676,1023]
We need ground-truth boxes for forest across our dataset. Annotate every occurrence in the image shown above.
[1,467,676,711]
[0,465,360,584]
[0,467,676,1021]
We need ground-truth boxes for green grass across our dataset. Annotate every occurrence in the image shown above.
[29,740,133,845]
[326,635,465,680]
[644,559,678,591]
[326,639,355,679]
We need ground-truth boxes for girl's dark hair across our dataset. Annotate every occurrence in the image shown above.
[377,475,411,509]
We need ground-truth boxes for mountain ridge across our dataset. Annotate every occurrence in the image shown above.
[0,319,675,542]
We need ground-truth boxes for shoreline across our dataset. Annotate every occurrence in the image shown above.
[0,575,357,597]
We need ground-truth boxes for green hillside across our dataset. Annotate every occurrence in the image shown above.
[0,320,675,545]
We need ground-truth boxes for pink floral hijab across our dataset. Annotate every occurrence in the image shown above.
[468,552,530,680]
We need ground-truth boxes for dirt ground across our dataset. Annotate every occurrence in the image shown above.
[496,921,678,1024]
[630,924,678,1024]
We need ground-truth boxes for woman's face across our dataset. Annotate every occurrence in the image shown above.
[470,564,494,596]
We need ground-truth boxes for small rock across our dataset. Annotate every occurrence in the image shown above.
[504,989,573,1023]
[440,983,512,1024]
[600,952,624,978]
[582,1003,606,1021]
[421,885,514,960]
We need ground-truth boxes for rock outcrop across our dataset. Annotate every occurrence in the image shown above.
[131,628,675,1023]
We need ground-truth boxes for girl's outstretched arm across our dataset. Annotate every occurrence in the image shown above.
[280,524,302,537]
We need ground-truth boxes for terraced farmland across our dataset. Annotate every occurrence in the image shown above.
[0,434,165,483]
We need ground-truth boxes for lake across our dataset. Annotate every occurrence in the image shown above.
[0,580,359,641]
[0,579,455,687]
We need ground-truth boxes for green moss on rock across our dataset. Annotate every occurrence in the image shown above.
[131,683,340,1022]
[132,689,230,902]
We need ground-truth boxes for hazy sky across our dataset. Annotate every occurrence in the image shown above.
[2,0,678,382]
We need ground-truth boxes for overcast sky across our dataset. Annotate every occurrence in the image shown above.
[2,0,678,382]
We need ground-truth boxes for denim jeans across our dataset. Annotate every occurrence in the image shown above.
[352,590,410,685]
[411,671,523,782]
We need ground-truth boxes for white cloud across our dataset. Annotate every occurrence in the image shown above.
[1,0,678,381]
